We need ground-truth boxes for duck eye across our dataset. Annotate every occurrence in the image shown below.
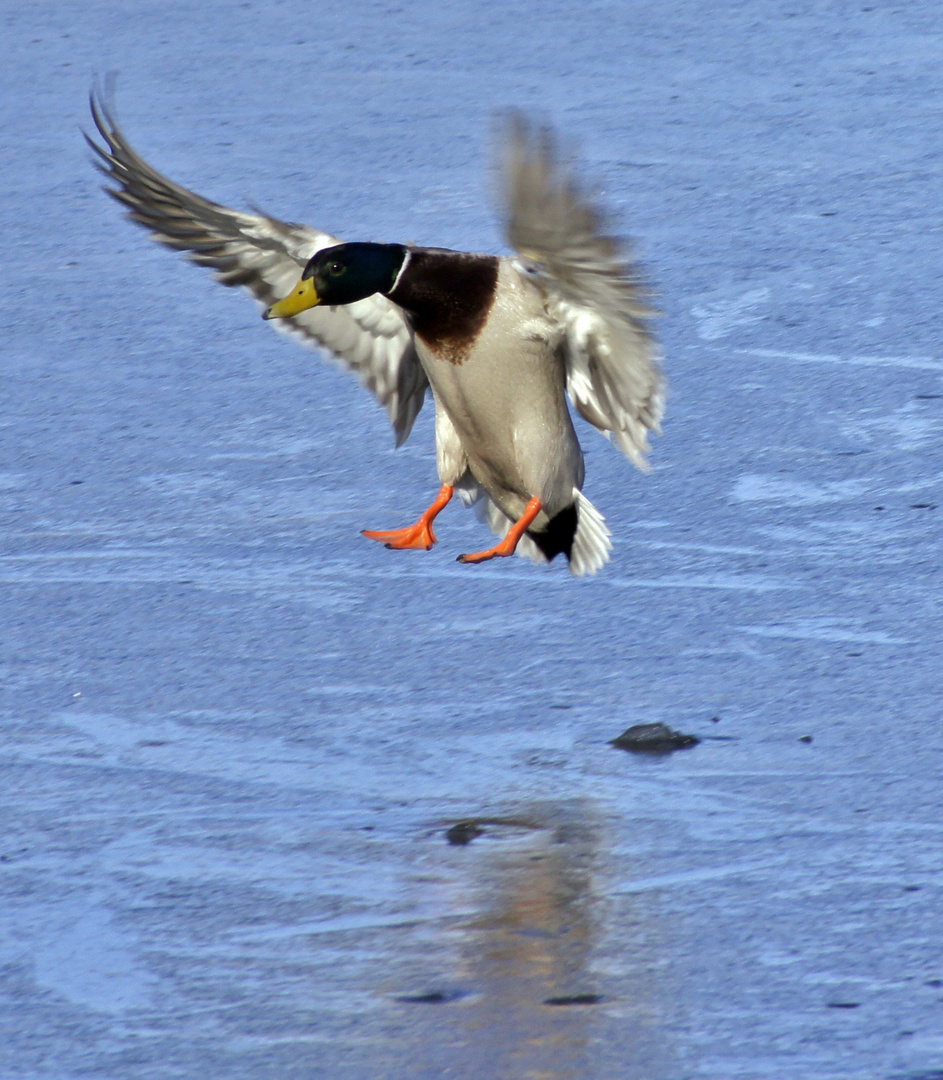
[329,261,345,275]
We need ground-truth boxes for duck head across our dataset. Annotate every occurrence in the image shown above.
[263,242,407,319]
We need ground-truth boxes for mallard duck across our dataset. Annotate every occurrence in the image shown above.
[88,92,664,575]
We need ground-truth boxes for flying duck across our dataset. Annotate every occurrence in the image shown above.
[87,92,664,575]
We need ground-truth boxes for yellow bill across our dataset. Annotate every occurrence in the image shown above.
[262,276,320,320]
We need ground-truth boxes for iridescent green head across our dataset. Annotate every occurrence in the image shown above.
[263,243,408,319]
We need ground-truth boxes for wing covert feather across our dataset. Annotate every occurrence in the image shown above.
[502,115,664,468]
[87,91,426,444]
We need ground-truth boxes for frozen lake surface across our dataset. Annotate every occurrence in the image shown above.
[2,1,942,1077]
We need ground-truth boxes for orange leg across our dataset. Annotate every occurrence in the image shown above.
[457,496,543,565]
[362,484,454,551]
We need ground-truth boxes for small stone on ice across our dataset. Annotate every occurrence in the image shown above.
[445,821,484,845]
[610,722,699,755]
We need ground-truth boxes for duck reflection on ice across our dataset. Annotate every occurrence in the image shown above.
[398,801,666,1079]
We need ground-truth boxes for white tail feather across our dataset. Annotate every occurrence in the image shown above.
[569,489,612,576]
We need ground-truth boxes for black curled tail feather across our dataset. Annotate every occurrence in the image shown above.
[527,504,578,563]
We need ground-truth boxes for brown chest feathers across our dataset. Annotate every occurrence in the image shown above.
[388,249,499,364]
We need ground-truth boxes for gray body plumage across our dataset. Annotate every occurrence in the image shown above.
[412,258,584,528]
[87,93,664,575]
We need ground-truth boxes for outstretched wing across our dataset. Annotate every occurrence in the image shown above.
[502,114,664,468]
[87,90,427,445]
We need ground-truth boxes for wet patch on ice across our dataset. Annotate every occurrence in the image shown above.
[413,183,478,216]
[731,474,869,504]
[137,471,231,495]
[446,612,560,633]
[45,709,356,791]
[607,572,794,592]
[691,288,770,341]
[842,401,942,452]
[208,435,322,460]
[737,347,943,372]
[28,903,154,1012]
[0,551,362,610]
[739,617,910,645]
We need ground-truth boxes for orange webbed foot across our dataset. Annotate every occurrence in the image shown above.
[457,496,542,565]
[362,522,438,551]
[362,484,454,552]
